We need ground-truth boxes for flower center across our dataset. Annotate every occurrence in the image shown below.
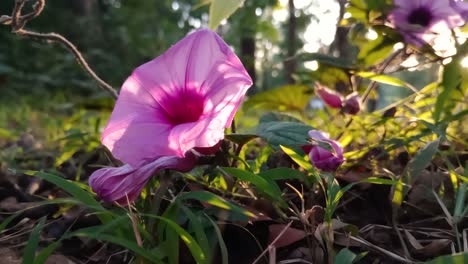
[163,90,205,125]
[407,7,432,27]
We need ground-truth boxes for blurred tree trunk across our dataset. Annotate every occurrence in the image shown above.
[241,36,256,93]
[69,0,103,47]
[240,6,257,95]
[329,0,351,94]
[284,0,296,84]
[70,0,98,15]
[329,0,351,60]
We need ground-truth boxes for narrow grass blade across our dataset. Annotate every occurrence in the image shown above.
[181,206,210,261]
[34,241,61,264]
[143,214,207,264]
[177,191,255,218]
[21,170,104,211]
[219,167,286,207]
[22,217,46,264]
[205,215,228,264]
[280,145,321,183]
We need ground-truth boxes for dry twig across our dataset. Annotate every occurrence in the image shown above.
[1,0,119,99]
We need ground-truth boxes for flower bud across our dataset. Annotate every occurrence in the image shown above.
[315,83,343,109]
[308,130,344,171]
[342,93,361,115]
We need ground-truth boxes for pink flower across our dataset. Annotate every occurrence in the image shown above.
[342,93,361,115]
[308,130,344,171]
[389,0,465,47]
[89,29,252,203]
[315,83,343,109]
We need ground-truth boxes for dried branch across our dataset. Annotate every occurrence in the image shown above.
[1,0,119,99]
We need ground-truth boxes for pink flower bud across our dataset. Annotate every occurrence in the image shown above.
[307,130,344,171]
[315,83,343,109]
[342,93,361,115]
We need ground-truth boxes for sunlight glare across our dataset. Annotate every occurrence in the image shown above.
[393,42,404,51]
[302,1,340,52]
[461,56,468,68]
[366,29,378,40]
[304,60,319,71]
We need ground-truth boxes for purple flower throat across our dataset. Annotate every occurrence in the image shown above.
[161,90,205,125]
[408,7,433,27]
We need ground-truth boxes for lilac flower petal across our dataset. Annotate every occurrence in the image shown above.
[389,0,464,47]
[89,153,198,204]
[101,29,252,166]
[394,0,419,10]
[308,130,330,141]
[89,164,149,204]
[451,0,468,19]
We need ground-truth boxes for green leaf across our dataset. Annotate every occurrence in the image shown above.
[454,183,468,221]
[208,0,245,30]
[365,0,388,10]
[243,85,313,112]
[0,128,15,140]
[311,66,351,88]
[177,191,255,218]
[23,217,46,264]
[219,167,286,207]
[434,58,462,122]
[280,145,321,183]
[407,138,440,180]
[279,145,313,171]
[425,252,468,264]
[257,167,306,181]
[181,207,211,262]
[144,215,207,264]
[259,112,303,123]
[225,134,258,146]
[157,204,179,264]
[81,214,131,237]
[355,71,419,93]
[334,248,356,264]
[0,212,21,233]
[357,35,394,66]
[298,52,354,69]
[393,138,440,206]
[72,230,163,263]
[205,215,228,264]
[256,121,313,149]
[350,0,367,9]
[21,170,105,212]
[361,177,399,185]
[34,241,61,264]
[346,6,367,22]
